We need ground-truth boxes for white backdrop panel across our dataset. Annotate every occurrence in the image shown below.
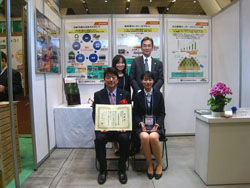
[46,75,63,149]
[44,3,61,28]
[241,0,250,107]
[164,16,211,134]
[30,0,62,164]
[212,1,240,109]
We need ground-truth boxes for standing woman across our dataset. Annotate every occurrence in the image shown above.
[111,55,131,155]
[112,55,131,94]
[133,71,165,180]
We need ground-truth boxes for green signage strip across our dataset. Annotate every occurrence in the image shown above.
[171,72,203,78]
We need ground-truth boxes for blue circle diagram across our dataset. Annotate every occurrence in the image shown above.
[76,54,85,63]
[93,41,102,50]
[72,42,81,51]
[82,34,91,42]
[89,54,98,63]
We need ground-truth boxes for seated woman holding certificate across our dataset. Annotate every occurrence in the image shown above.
[133,71,166,180]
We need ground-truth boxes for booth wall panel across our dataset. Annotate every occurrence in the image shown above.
[44,3,61,28]
[165,84,211,134]
[164,16,211,134]
[29,0,49,164]
[29,0,62,165]
[35,0,43,13]
[46,75,63,149]
[212,2,240,109]
[241,0,250,107]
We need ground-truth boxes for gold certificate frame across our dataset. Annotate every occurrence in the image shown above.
[95,104,132,131]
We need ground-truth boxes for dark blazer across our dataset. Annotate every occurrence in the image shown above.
[129,56,164,94]
[92,87,131,122]
[133,90,165,133]
[0,69,22,101]
[117,74,131,95]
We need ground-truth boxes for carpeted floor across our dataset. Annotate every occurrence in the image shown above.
[6,135,34,188]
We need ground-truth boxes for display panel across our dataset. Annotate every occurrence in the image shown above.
[36,10,61,74]
[167,20,209,83]
[114,17,161,74]
[64,18,109,84]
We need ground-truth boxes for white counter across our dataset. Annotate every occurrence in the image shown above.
[54,104,95,148]
[194,109,250,185]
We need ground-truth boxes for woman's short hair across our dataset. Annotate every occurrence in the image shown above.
[104,67,119,79]
[112,55,127,74]
[140,71,155,81]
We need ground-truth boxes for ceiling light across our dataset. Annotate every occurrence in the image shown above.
[104,0,108,2]
[166,7,169,10]
[82,0,85,3]
[193,0,197,3]
[171,0,176,2]
[127,0,130,2]
[149,0,152,2]
[126,7,129,10]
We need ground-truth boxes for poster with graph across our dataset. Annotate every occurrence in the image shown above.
[167,20,209,83]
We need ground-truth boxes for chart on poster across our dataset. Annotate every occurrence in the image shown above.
[167,20,209,83]
[65,19,109,83]
[114,18,161,74]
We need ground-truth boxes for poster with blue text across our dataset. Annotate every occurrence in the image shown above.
[167,20,209,83]
[65,19,109,84]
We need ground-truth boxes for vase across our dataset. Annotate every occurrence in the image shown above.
[211,111,225,117]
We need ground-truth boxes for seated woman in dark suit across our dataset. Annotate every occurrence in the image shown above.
[133,71,165,180]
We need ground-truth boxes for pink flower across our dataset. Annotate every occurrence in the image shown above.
[209,82,232,97]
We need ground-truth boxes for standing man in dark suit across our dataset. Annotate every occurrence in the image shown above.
[129,37,164,155]
[92,67,131,185]
[129,36,164,100]
[0,51,22,101]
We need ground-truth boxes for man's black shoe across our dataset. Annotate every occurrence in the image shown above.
[97,171,107,184]
[118,171,127,184]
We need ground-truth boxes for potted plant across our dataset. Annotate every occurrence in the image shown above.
[208,82,232,117]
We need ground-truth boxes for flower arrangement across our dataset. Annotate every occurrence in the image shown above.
[208,82,232,112]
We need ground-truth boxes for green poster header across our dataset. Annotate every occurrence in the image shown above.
[0,20,22,33]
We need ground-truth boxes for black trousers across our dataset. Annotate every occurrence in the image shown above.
[95,131,130,172]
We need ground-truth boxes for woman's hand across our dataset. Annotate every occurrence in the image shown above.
[151,124,159,132]
[140,122,147,132]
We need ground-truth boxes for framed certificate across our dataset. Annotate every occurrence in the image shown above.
[95,104,132,131]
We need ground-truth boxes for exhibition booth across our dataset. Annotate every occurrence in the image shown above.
[2,0,250,186]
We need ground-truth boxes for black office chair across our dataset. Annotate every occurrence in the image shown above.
[131,126,168,171]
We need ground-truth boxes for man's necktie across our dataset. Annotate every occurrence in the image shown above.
[110,92,115,104]
[145,58,149,71]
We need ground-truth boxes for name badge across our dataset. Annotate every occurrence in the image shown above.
[144,115,154,126]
